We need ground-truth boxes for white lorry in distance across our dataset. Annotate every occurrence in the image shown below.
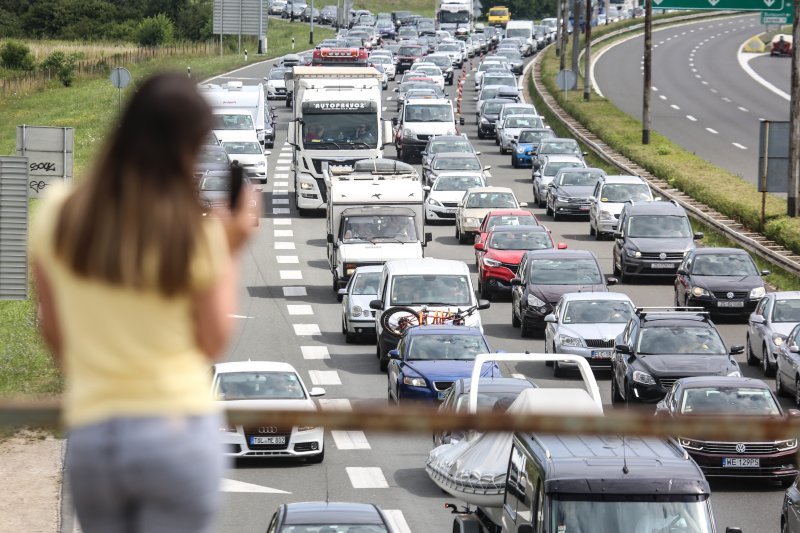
[200,81,274,147]
[285,66,395,215]
[504,20,537,56]
[326,159,432,292]
[437,0,473,33]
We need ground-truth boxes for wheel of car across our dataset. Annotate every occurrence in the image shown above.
[776,369,787,397]
[307,447,325,464]
[520,318,536,339]
[553,359,565,378]
[494,136,499,146]
[455,225,461,240]
[611,375,623,404]
[618,258,629,283]
[552,207,560,222]
[613,255,621,277]
[589,223,596,237]
[342,316,347,335]
[545,200,553,217]
[745,334,758,365]
[512,157,518,168]
[477,129,484,139]
[511,303,521,328]
[795,377,800,407]
[458,230,470,245]
[479,279,492,301]
[763,344,775,376]
[379,349,389,372]
[500,145,506,155]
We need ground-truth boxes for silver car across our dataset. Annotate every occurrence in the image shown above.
[533,155,586,208]
[496,115,545,154]
[748,292,800,376]
[544,292,635,377]
[339,265,383,342]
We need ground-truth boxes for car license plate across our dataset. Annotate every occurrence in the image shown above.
[650,262,675,269]
[723,458,759,468]
[437,391,447,400]
[579,206,590,211]
[717,300,745,308]
[591,350,612,359]
[250,436,286,445]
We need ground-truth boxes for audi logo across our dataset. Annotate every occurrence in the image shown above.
[735,443,746,454]
[258,426,278,434]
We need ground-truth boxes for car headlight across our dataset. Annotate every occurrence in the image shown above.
[447,128,457,135]
[632,370,655,385]
[351,305,363,317]
[777,439,798,451]
[727,370,742,377]
[483,256,502,267]
[219,424,238,432]
[750,287,766,299]
[625,248,641,258]
[558,335,584,347]
[773,334,787,346]
[427,197,442,207]
[678,437,704,451]
[556,196,569,202]
[298,425,317,431]
[516,145,525,154]
[464,217,480,226]
[403,376,426,387]
[599,210,615,220]
[527,294,545,307]
[692,286,710,297]
[403,128,414,138]
[256,160,266,167]
[480,117,489,124]
[299,181,314,190]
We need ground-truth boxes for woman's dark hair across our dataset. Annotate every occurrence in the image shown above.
[55,72,213,297]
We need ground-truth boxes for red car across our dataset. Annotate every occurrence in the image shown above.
[474,209,540,265]
[474,225,566,299]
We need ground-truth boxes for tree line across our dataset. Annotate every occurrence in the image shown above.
[482,0,558,22]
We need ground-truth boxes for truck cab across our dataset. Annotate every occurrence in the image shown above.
[487,6,510,27]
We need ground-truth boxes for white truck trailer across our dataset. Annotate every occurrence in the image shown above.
[199,81,274,147]
[437,0,473,33]
[285,66,394,215]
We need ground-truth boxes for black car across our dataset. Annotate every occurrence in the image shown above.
[674,247,769,320]
[418,53,455,84]
[612,200,703,282]
[477,98,516,139]
[656,376,798,483]
[545,167,606,220]
[611,308,743,404]
[267,502,392,531]
[420,134,479,170]
[320,5,338,24]
[511,249,615,337]
[783,473,800,532]
[195,145,231,180]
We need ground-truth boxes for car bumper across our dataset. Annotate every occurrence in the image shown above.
[512,153,533,166]
[595,217,619,234]
[621,257,681,277]
[553,345,614,368]
[426,205,458,220]
[397,384,441,402]
[686,296,758,317]
[478,123,496,135]
[522,304,554,329]
[400,139,428,155]
[627,381,670,403]
[222,426,324,458]
[687,450,797,479]
[552,200,591,216]
[346,317,377,336]
[483,276,515,292]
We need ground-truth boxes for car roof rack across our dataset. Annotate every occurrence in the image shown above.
[635,306,709,319]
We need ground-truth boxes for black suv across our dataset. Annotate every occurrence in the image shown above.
[611,308,743,404]
[477,98,515,139]
[612,200,703,282]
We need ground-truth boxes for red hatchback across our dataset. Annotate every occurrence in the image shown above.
[474,209,540,265]
[475,225,566,299]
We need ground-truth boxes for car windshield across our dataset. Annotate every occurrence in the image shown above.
[562,300,634,324]
[439,44,459,51]
[431,140,473,153]
[490,8,508,15]
[415,66,441,76]
[529,258,602,285]
[680,387,780,416]
[691,254,758,276]
[198,150,228,165]
[502,107,535,118]
[506,28,531,39]
[541,141,580,155]
[518,130,554,143]
[637,326,727,355]
[600,183,652,202]
[281,526,388,533]
[213,114,255,130]
[222,141,262,155]
[489,230,551,250]
[466,192,517,208]
[479,62,503,72]
[505,116,540,128]
[544,161,580,177]
[627,215,692,238]
[199,175,231,191]
[406,90,437,99]
[434,156,481,170]
[427,57,450,67]
[406,334,489,360]
[371,56,391,64]
[454,390,531,412]
[341,215,418,243]
[405,104,453,122]
[550,496,713,533]
[215,371,305,400]
[479,88,500,100]
[773,299,800,322]
[268,69,286,80]
[484,75,515,87]
[434,175,484,191]
[352,272,380,295]
[399,46,423,56]
[558,171,602,187]
[390,274,472,306]
[483,101,505,114]
[487,215,537,229]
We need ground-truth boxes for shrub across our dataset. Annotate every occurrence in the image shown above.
[39,50,78,87]
[0,40,35,70]
[136,13,175,47]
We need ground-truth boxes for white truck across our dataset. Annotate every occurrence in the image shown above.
[199,81,274,147]
[285,66,395,215]
[325,159,431,292]
[437,0,473,33]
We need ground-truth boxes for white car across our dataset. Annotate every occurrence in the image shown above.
[588,174,654,239]
[264,67,288,100]
[408,64,445,90]
[436,42,464,67]
[369,54,396,80]
[220,132,269,183]
[425,172,487,223]
[212,361,326,461]
[497,115,545,154]
[474,61,507,89]
[455,186,527,244]
[339,265,383,342]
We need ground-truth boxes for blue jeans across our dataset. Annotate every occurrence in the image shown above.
[66,414,227,533]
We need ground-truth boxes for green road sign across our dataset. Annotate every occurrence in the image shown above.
[653,0,785,11]
[761,0,793,23]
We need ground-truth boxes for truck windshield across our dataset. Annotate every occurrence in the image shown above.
[440,11,470,23]
[405,104,453,123]
[550,496,713,533]
[506,28,531,39]
[390,274,472,306]
[213,114,254,130]
[302,113,379,149]
[341,215,418,243]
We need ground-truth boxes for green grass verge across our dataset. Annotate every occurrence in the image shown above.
[0,19,334,397]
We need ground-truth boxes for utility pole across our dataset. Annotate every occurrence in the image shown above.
[258,0,264,54]
[583,0,592,100]
[560,0,568,71]
[310,0,315,44]
[641,0,652,144]
[789,0,800,215]
[556,0,562,56]
[571,0,581,77]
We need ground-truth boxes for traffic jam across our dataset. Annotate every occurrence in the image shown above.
[198,5,800,532]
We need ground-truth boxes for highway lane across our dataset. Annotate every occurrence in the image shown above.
[207,51,787,532]
[750,53,792,95]
[594,14,790,188]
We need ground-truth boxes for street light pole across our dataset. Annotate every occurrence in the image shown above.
[789,0,800,216]
[258,0,264,54]
[642,0,652,144]
[583,0,592,101]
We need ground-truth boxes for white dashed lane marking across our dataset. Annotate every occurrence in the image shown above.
[276,166,290,171]
[272,198,290,204]
[274,229,294,237]
[383,511,412,533]
[659,95,667,100]
[686,115,697,122]
[283,286,308,297]
[732,143,747,150]
[308,370,342,385]
[274,242,296,250]
[280,270,303,280]
[670,104,680,110]
[331,430,371,450]
[273,190,288,196]
[272,208,290,214]
[346,467,389,488]
[274,173,289,179]
[276,255,299,264]
[706,127,718,134]
[274,181,289,187]
[318,398,352,411]
[301,345,330,359]
[738,106,749,112]
[273,218,292,225]
[293,323,321,336]
[287,304,314,315]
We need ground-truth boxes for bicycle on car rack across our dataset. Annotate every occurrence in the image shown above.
[380,301,490,338]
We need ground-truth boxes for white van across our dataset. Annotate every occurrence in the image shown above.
[504,20,536,56]
[200,82,273,147]
[588,174,654,239]
[370,258,487,370]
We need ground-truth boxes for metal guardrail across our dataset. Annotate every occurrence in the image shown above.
[529,16,800,279]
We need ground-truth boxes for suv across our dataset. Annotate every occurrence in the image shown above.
[612,200,703,282]
[395,98,460,163]
[610,308,744,404]
[588,174,653,239]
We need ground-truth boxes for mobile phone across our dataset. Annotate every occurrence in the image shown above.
[229,163,244,211]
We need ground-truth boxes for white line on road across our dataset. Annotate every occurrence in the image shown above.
[691,68,697,72]
[686,115,697,122]
[705,127,718,134]
[272,198,289,204]
[732,142,747,150]
[709,88,717,93]
[274,181,289,187]
[228,314,254,319]
[274,242,296,250]
[386,96,393,101]
[272,208,290,215]
[274,173,289,179]
[280,270,303,280]
[738,106,749,112]
[701,81,709,86]
[346,467,389,488]
[651,86,658,92]
[722,97,731,102]
[384,510,412,533]
[331,430,371,450]
[276,166,290,171]
[276,255,299,264]
[319,398,352,411]
[659,95,667,100]
[287,304,313,315]
[274,229,294,237]
[273,190,288,196]
[283,286,307,297]
[293,323,320,336]
[309,370,341,385]
[670,104,680,110]
[220,478,291,494]
[301,345,329,359]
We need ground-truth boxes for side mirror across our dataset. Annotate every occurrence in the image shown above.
[392,117,399,126]
[388,349,400,359]
[693,232,704,240]
[423,185,431,192]
[677,268,687,275]
[615,344,631,354]
[518,202,528,207]
[425,232,433,244]
[484,165,492,171]
[327,234,334,243]
[761,270,771,276]
[473,96,478,101]
[725,528,743,533]
[606,276,618,286]
[750,314,765,324]
[510,277,522,286]
[533,171,541,177]
[337,288,347,296]
[477,299,491,310]
[613,231,623,239]
[517,525,534,533]
[473,241,486,251]
[369,299,384,310]
[557,242,567,250]
[788,409,800,418]
[459,117,465,125]
[393,87,399,92]
[544,314,557,324]
[309,386,326,397]
[729,345,745,355]
[791,345,800,354]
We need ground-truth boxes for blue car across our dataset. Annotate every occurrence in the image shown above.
[387,326,501,404]
[511,128,556,169]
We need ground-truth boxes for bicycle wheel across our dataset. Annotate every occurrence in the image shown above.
[380,306,421,337]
